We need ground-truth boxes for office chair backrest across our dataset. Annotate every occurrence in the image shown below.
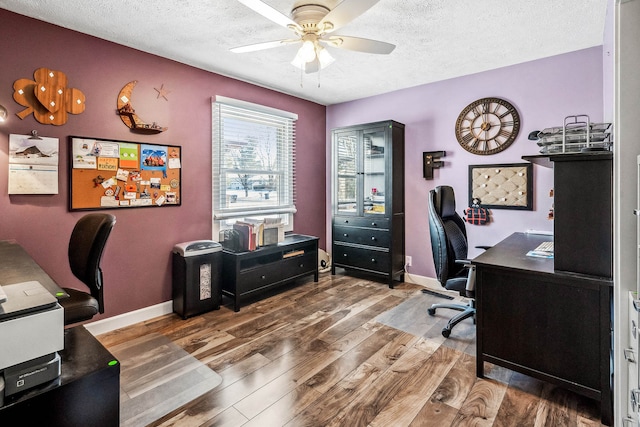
[68,213,116,314]
[428,186,468,287]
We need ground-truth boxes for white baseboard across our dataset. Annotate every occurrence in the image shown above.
[83,273,448,336]
[403,272,441,289]
[404,272,459,296]
[84,301,173,336]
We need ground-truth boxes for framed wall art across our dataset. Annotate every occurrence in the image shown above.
[69,136,181,211]
[468,162,533,210]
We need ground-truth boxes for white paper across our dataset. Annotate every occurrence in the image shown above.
[168,157,181,169]
[100,196,118,207]
[71,138,98,169]
[8,134,59,194]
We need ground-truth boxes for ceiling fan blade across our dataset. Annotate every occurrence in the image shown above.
[231,39,298,53]
[236,0,300,30]
[318,0,380,33]
[323,35,395,54]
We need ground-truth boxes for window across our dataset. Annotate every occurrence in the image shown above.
[212,96,297,235]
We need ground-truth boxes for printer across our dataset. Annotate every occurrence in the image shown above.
[0,280,64,402]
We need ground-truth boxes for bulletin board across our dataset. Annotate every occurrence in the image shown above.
[468,162,533,210]
[69,136,181,211]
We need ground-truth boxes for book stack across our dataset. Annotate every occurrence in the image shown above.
[232,218,283,251]
[232,222,257,251]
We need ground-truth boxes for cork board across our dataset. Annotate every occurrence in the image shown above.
[468,163,532,210]
[69,136,181,211]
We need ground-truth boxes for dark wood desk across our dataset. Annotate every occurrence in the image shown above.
[0,326,120,426]
[0,240,119,425]
[473,232,612,426]
[0,240,68,298]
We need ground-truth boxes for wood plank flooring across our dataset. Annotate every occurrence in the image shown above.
[96,273,606,427]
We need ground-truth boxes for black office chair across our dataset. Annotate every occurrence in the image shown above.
[60,213,116,326]
[426,185,476,338]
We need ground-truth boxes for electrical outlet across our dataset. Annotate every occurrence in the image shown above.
[406,255,412,267]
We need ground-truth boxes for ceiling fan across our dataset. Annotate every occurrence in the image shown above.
[231,0,395,73]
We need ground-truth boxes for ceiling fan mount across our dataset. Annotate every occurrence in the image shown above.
[290,4,330,34]
[232,0,395,73]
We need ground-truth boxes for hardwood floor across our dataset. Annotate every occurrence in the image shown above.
[96,273,606,426]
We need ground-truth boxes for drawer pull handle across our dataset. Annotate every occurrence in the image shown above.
[625,348,637,363]
[371,258,376,263]
[631,389,640,413]
[371,222,377,226]
[261,275,266,280]
[371,236,376,241]
[299,263,304,268]
[343,233,348,237]
[633,320,637,340]
[344,220,349,224]
[343,254,348,257]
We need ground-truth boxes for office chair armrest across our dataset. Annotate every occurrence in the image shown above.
[454,259,476,292]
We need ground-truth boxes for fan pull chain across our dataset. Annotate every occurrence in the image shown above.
[300,66,304,88]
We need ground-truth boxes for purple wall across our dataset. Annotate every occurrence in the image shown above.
[0,10,326,319]
[327,47,604,279]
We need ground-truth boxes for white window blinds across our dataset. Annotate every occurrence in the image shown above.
[212,96,297,221]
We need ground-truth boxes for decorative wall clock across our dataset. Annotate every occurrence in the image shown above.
[455,97,520,155]
[13,67,86,125]
[116,81,168,134]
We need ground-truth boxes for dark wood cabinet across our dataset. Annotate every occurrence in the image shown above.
[331,120,405,287]
[551,152,613,278]
[221,234,318,311]
[523,151,613,278]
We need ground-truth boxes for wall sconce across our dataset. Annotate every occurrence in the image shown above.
[0,105,7,123]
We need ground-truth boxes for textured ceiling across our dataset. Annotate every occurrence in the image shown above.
[0,0,608,106]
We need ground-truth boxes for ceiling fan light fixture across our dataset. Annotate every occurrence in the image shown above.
[291,48,310,69]
[298,40,316,63]
[316,46,334,69]
[292,39,318,69]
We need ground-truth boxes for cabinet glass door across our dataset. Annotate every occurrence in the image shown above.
[363,127,386,215]
[336,132,358,214]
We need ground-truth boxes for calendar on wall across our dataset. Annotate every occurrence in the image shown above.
[8,133,59,195]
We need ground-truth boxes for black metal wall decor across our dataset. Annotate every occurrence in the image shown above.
[423,151,446,180]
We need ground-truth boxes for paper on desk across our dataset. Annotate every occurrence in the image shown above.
[526,250,554,259]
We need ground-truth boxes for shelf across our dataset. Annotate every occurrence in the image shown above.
[523,151,613,169]
[522,155,553,168]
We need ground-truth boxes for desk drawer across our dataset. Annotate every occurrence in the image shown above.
[236,264,283,294]
[280,253,316,277]
[333,245,389,273]
[333,225,390,249]
[236,253,316,294]
[333,216,389,229]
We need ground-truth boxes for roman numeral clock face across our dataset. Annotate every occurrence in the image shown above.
[455,97,520,155]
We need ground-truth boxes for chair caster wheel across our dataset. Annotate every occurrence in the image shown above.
[442,328,451,338]
[427,308,436,316]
